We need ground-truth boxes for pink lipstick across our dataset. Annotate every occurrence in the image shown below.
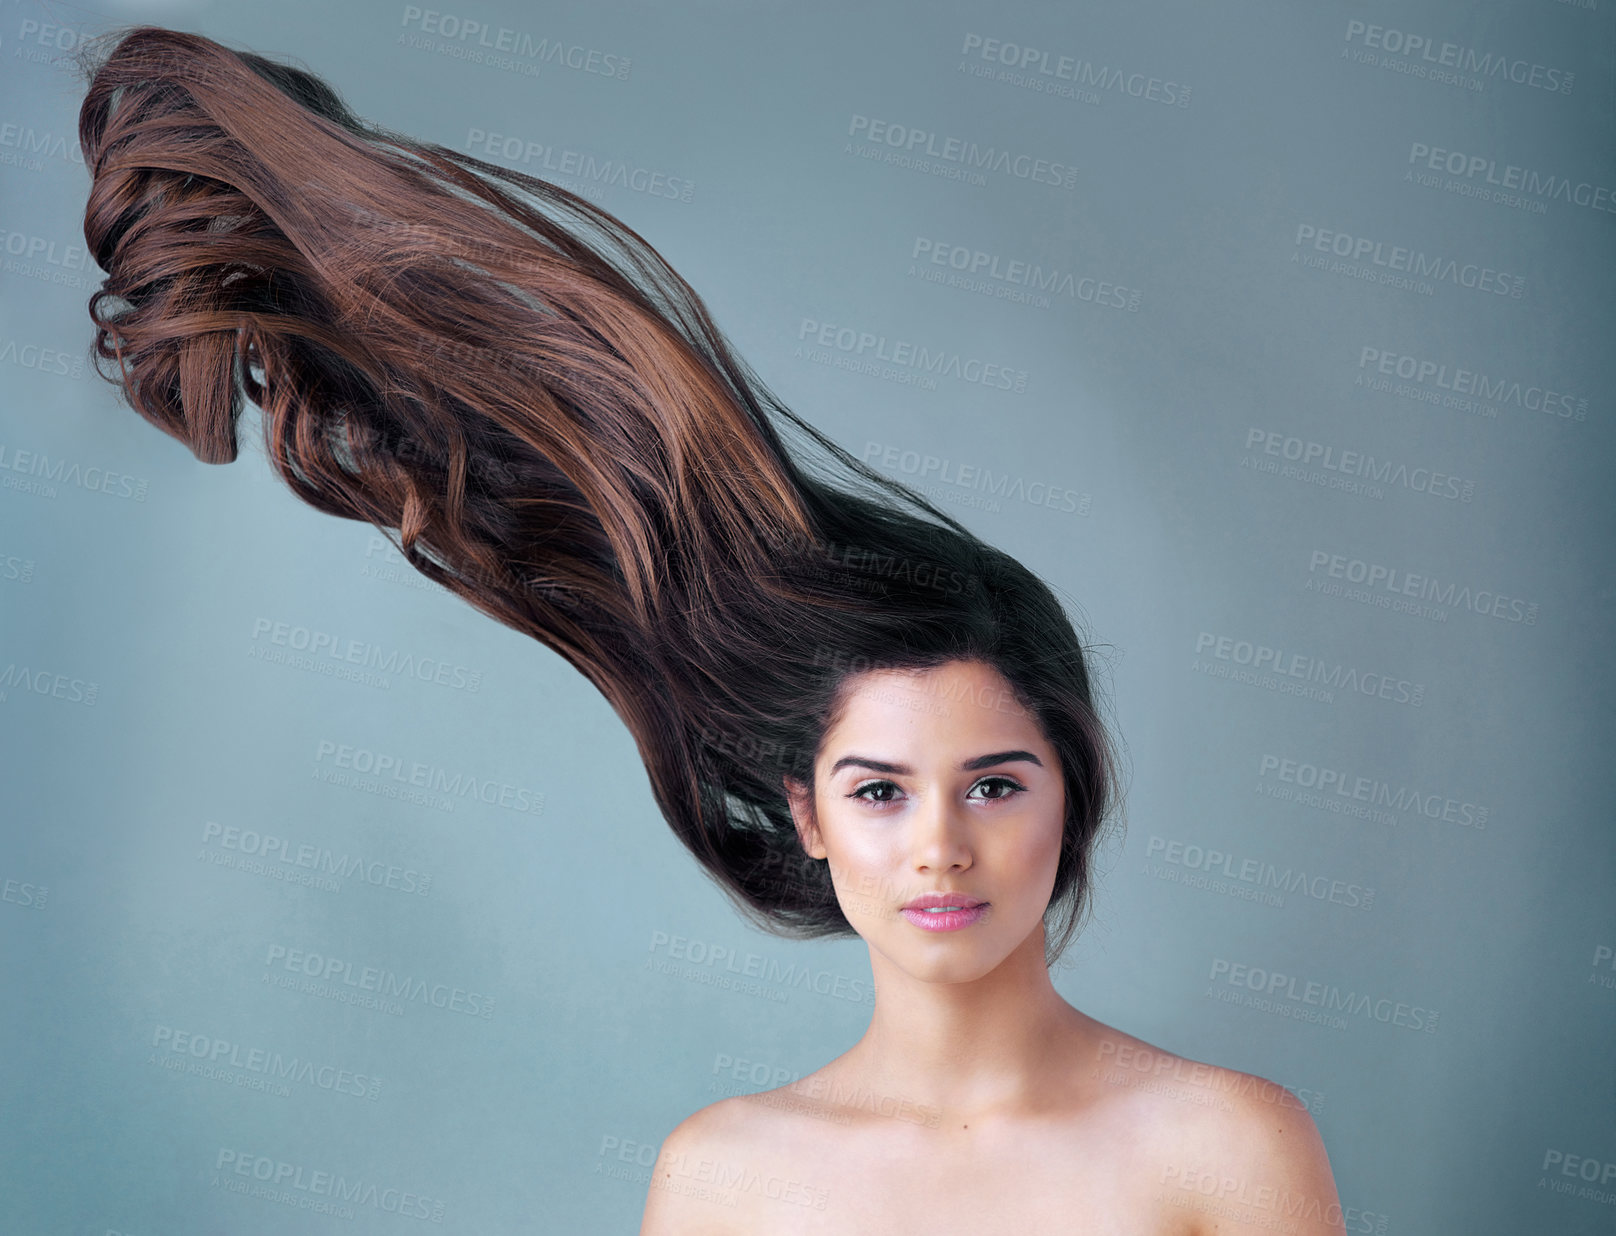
[901,891,988,932]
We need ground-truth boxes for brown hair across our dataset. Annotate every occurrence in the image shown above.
[75,25,1121,961]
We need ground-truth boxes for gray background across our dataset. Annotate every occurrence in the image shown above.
[1,0,1612,1232]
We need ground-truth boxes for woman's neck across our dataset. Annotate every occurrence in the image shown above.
[844,932,1093,1123]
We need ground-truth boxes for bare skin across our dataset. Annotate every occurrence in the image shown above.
[641,659,1342,1234]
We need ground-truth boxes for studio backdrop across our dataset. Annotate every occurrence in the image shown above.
[2,0,1612,1232]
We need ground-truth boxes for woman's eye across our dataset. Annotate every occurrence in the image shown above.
[849,780,901,803]
[969,776,1026,801]
[848,776,1026,805]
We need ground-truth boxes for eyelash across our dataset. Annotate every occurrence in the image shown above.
[847,775,1027,806]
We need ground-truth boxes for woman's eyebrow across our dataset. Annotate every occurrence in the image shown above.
[829,750,1044,776]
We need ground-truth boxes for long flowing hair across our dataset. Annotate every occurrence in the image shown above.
[74,25,1120,960]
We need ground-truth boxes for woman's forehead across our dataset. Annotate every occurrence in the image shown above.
[823,661,1043,759]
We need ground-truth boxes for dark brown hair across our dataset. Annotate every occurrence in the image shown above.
[74,25,1120,961]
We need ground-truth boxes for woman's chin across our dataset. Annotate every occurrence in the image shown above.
[878,941,1014,987]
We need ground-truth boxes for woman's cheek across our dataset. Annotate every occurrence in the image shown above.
[989,810,1063,903]
[825,827,905,925]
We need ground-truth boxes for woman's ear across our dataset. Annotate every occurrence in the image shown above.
[782,776,826,860]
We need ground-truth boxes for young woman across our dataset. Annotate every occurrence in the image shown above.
[645,657,1342,1233]
[74,26,1341,1233]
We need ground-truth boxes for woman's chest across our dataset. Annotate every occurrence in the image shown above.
[700,1129,1198,1236]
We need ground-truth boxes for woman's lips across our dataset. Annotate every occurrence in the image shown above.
[903,892,985,911]
[900,898,988,932]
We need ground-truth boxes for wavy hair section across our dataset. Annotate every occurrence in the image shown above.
[74,26,1120,958]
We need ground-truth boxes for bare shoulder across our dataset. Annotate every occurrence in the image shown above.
[1176,1064,1341,1235]
[1080,1020,1341,1234]
[637,1093,807,1235]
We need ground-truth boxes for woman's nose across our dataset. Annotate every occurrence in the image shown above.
[910,793,973,873]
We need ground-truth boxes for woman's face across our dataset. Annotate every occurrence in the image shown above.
[786,659,1067,985]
